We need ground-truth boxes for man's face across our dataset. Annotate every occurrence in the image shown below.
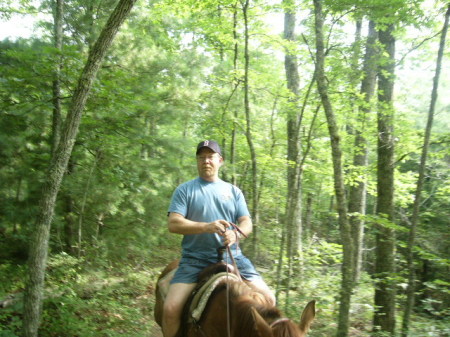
[196,147,223,181]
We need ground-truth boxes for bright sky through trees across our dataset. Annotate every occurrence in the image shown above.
[0,16,35,39]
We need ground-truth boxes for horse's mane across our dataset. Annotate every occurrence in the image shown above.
[216,280,302,337]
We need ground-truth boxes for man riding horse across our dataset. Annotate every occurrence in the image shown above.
[160,140,275,337]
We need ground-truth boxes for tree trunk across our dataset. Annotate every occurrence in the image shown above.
[230,1,239,186]
[348,19,377,283]
[373,23,397,336]
[275,214,287,302]
[13,178,23,235]
[51,0,64,157]
[77,152,99,257]
[401,5,450,336]
[313,1,354,336]
[241,0,260,258]
[62,158,76,254]
[22,1,137,336]
[282,0,306,311]
[304,193,313,238]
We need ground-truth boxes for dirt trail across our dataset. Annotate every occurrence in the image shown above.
[149,324,163,337]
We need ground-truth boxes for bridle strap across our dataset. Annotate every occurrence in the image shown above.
[226,245,242,282]
[225,252,231,337]
[270,318,290,327]
[193,224,247,337]
[224,223,246,337]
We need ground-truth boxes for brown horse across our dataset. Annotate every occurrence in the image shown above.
[154,260,315,337]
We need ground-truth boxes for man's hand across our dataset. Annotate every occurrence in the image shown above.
[221,229,239,246]
[204,220,239,246]
[204,220,229,235]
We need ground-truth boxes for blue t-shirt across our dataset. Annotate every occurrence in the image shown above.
[168,177,250,260]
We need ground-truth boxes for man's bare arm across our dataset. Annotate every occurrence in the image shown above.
[236,215,252,237]
[168,212,229,235]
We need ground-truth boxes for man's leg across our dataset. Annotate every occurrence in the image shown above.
[247,278,276,306]
[162,282,197,337]
[235,256,276,306]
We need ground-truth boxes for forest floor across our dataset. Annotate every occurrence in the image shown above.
[0,249,175,337]
[149,324,163,337]
[1,247,449,337]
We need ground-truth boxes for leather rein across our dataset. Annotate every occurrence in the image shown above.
[195,223,247,337]
[223,226,291,334]
[224,223,246,337]
[195,225,290,336]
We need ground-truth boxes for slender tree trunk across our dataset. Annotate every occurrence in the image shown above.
[22,1,137,336]
[401,6,449,336]
[51,0,64,156]
[51,0,77,255]
[230,0,239,186]
[13,178,23,234]
[313,1,354,336]
[373,23,397,336]
[276,214,287,302]
[348,20,377,283]
[77,152,98,257]
[347,20,362,112]
[282,0,306,311]
[304,193,313,238]
[63,195,75,252]
[63,158,76,254]
[241,0,259,257]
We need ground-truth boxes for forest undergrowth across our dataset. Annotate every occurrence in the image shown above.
[0,245,448,337]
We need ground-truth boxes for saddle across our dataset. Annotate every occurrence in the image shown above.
[157,260,240,323]
[189,264,240,322]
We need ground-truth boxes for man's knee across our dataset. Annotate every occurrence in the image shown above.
[266,290,276,306]
[248,279,276,306]
[163,282,196,326]
[163,300,182,321]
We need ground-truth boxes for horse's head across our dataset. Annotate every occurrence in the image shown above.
[249,300,316,337]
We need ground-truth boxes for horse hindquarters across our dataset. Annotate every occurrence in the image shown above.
[154,260,180,326]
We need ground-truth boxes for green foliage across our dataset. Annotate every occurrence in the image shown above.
[0,0,449,335]
[0,252,168,337]
[0,264,26,298]
[39,271,154,337]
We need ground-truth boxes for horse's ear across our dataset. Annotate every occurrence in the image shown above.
[298,300,316,333]
[250,307,273,337]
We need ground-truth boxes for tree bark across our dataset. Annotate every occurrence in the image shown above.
[241,0,260,258]
[51,0,76,255]
[61,157,76,254]
[313,1,354,336]
[348,19,377,283]
[217,2,240,184]
[401,5,450,336]
[282,0,304,311]
[77,152,99,257]
[230,0,239,186]
[373,23,397,336]
[22,1,137,336]
[51,0,64,157]
[304,193,313,238]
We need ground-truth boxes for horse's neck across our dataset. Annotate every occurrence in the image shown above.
[238,297,281,320]
[231,283,282,322]
[233,282,275,309]
[231,294,282,337]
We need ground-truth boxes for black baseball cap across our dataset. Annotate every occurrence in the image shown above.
[196,140,222,156]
